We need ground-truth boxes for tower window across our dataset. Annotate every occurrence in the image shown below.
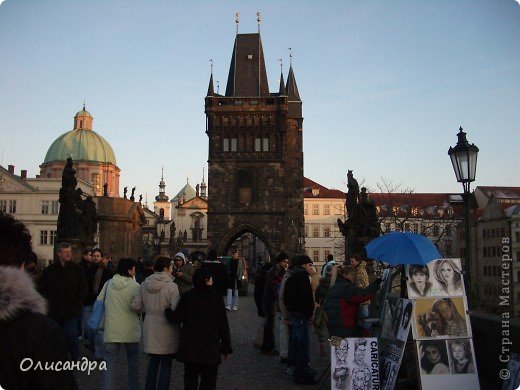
[223,138,229,152]
[231,138,237,152]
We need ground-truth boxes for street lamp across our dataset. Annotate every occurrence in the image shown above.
[448,127,479,305]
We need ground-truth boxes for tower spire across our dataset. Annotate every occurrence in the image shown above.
[200,167,207,199]
[207,59,215,96]
[257,11,261,33]
[278,59,286,96]
[155,166,169,202]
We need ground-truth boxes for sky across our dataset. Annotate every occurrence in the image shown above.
[1,0,519,202]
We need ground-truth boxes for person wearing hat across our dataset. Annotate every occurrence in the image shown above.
[283,255,316,385]
[261,252,289,356]
[172,252,194,295]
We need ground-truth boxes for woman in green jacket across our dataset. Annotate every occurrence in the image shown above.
[97,258,141,390]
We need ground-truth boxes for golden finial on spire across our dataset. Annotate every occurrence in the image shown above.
[83,99,86,111]
[288,48,293,67]
[209,59,213,74]
[235,12,240,34]
[257,11,261,33]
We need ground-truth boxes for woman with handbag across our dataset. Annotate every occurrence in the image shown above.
[96,258,141,390]
[132,257,180,390]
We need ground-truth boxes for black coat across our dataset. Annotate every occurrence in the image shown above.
[283,266,314,318]
[84,266,114,305]
[254,263,271,317]
[165,285,232,365]
[0,266,77,390]
[38,261,88,321]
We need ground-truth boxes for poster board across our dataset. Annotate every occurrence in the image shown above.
[379,298,414,389]
[407,258,480,390]
[330,337,379,390]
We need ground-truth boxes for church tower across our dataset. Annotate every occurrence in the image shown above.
[205,25,304,256]
[153,167,171,220]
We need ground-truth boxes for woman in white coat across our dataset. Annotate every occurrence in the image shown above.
[132,257,180,390]
[99,258,141,390]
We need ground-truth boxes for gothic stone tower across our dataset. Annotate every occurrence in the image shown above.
[205,32,304,257]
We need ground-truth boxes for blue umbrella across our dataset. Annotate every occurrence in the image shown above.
[365,232,441,265]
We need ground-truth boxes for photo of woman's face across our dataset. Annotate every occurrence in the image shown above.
[412,271,427,285]
[436,302,452,320]
[425,346,441,364]
[451,344,464,361]
[440,262,454,281]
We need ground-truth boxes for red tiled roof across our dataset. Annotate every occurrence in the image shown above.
[303,177,345,199]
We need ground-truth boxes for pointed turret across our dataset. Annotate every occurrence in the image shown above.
[279,71,286,96]
[225,33,270,97]
[286,65,301,101]
[207,72,215,97]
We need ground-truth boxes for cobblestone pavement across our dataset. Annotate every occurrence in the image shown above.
[76,286,331,389]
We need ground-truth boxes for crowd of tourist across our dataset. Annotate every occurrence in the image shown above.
[0,211,384,389]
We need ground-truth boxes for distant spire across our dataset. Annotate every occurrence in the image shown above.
[278,59,286,96]
[235,12,240,35]
[207,60,215,97]
[288,48,293,67]
[286,63,301,101]
[201,167,207,199]
[83,99,86,111]
[257,11,261,33]
[155,166,169,202]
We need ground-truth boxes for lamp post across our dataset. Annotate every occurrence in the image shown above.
[153,236,160,257]
[448,127,479,305]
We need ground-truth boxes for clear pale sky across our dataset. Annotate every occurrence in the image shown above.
[1,0,519,201]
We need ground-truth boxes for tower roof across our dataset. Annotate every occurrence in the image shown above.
[225,33,270,97]
[286,65,301,101]
[207,72,215,97]
[171,181,196,203]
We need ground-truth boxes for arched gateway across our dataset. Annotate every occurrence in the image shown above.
[205,30,304,258]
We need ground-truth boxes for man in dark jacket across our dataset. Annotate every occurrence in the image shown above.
[324,265,382,338]
[0,212,77,389]
[38,242,88,360]
[261,252,288,355]
[83,248,113,359]
[283,255,316,385]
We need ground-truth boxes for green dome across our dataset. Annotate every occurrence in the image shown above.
[75,109,92,118]
[43,128,117,165]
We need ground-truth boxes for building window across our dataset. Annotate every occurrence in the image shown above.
[231,138,237,152]
[8,200,16,214]
[91,173,101,192]
[516,250,520,262]
[313,250,319,262]
[0,200,7,212]
[51,200,59,214]
[484,266,488,276]
[255,138,261,151]
[324,250,330,259]
[312,204,319,215]
[262,138,269,152]
[324,204,330,215]
[313,225,319,238]
[516,231,520,242]
[40,230,48,245]
[41,200,50,214]
[223,138,229,152]
[334,204,343,215]
[50,230,57,245]
[324,226,331,238]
